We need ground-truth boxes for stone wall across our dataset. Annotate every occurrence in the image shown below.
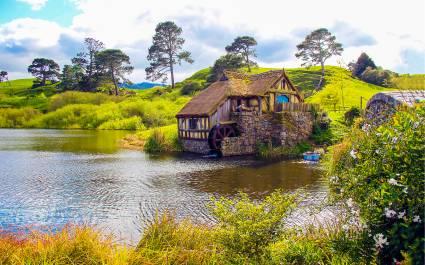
[221,111,314,156]
[180,139,210,154]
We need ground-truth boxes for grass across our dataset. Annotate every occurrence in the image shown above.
[0,192,380,265]
[390,74,425,90]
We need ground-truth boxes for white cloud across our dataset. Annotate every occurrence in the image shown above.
[17,0,48,10]
[2,0,425,81]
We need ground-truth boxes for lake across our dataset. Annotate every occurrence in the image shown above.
[0,129,327,244]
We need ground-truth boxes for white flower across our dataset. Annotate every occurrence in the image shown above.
[398,211,405,219]
[329,176,339,183]
[350,149,357,159]
[362,124,371,132]
[342,224,349,231]
[413,215,422,223]
[373,233,389,249]
[376,132,382,136]
[388,178,403,186]
[384,208,397,218]
[413,122,419,129]
[403,186,408,194]
[346,198,354,208]
[391,137,398,144]
[375,149,380,154]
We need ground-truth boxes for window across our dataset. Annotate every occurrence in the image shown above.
[277,95,289,103]
[189,118,198,130]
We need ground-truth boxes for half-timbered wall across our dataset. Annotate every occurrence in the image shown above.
[210,98,231,126]
[177,116,210,140]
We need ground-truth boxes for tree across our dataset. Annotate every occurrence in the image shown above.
[360,67,392,87]
[295,28,343,89]
[71,37,105,90]
[225,36,257,72]
[208,54,245,82]
[95,49,133,95]
[145,21,193,89]
[27,58,60,86]
[61,65,84,90]
[0,71,8,82]
[348,52,376,77]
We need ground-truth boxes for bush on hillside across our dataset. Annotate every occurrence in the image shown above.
[48,91,123,111]
[344,106,361,125]
[98,116,146,130]
[360,67,393,87]
[328,106,425,264]
[348,52,377,77]
[180,81,203,95]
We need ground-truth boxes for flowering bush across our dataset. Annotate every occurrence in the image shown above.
[328,105,425,264]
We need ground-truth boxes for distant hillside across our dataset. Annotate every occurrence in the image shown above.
[120,82,165,89]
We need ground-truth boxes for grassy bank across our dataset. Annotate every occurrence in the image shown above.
[0,192,374,265]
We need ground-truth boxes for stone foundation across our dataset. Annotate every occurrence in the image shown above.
[221,111,314,156]
[181,139,210,154]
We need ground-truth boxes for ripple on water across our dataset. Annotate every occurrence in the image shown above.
[0,129,328,243]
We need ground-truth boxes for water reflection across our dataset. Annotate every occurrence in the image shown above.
[0,129,326,243]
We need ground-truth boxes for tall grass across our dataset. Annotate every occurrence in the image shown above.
[0,107,41,128]
[390,74,425,90]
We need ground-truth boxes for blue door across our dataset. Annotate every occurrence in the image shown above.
[277,95,289,103]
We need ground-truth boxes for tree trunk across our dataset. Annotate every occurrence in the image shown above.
[170,59,175,89]
[41,75,46,86]
[246,54,251,72]
[111,69,118,96]
[316,61,325,89]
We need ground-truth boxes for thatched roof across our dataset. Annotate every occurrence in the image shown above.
[366,90,425,109]
[176,69,300,117]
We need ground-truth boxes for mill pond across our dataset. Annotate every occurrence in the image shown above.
[0,129,326,243]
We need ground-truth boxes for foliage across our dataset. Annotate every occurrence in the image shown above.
[27,58,60,86]
[61,64,84,90]
[207,53,245,82]
[180,81,203,95]
[360,67,393,87]
[71,37,105,91]
[225,36,257,72]
[327,106,425,264]
[319,89,340,110]
[95,49,134,95]
[98,116,146,130]
[48,91,123,111]
[209,191,296,262]
[145,21,194,88]
[344,106,361,125]
[0,226,130,265]
[295,28,343,88]
[142,125,181,153]
[348,52,377,77]
[0,71,8,82]
[0,107,41,128]
[390,74,425,90]
[256,141,311,160]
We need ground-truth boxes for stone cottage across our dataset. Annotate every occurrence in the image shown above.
[175,69,317,156]
[366,90,425,126]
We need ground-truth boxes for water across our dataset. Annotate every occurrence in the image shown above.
[0,129,327,243]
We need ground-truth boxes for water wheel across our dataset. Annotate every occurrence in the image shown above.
[208,124,237,150]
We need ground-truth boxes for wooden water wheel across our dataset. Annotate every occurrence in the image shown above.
[208,124,237,150]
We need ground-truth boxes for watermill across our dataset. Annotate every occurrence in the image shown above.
[208,124,238,150]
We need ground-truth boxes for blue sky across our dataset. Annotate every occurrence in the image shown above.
[0,0,424,82]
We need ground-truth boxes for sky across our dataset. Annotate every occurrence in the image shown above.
[0,0,424,83]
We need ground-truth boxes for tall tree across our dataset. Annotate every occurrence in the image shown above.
[27,58,60,86]
[208,54,244,82]
[61,65,84,90]
[348,52,376,77]
[295,28,343,89]
[0,71,8,82]
[145,21,193,89]
[225,36,257,72]
[95,49,133,95]
[71,37,105,90]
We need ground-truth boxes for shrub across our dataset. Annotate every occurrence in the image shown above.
[209,191,296,263]
[98,116,146,130]
[327,105,425,264]
[49,91,122,111]
[344,106,361,125]
[0,107,41,128]
[360,67,393,87]
[141,125,181,153]
[180,81,203,95]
